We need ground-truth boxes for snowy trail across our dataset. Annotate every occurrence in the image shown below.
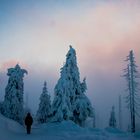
[0,114,139,140]
[3,125,135,140]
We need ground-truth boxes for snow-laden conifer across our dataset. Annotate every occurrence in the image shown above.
[2,64,27,124]
[36,81,51,123]
[51,46,94,125]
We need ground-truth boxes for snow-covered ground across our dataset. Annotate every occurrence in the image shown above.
[0,114,139,140]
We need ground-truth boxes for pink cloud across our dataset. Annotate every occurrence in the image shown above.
[1,60,28,72]
[49,1,140,75]
[2,1,140,77]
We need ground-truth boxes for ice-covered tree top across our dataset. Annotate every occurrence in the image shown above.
[66,45,76,59]
[126,50,135,61]
[42,81,48,94]
[62,45,80,81]
[65,45,77,69]
[55,46,87,95]
[7,64,28,78]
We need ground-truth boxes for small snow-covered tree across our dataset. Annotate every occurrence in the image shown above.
[123,50,140,133]
[109,106,116,128]
[73,78,94,126]
[73,94,94,126]
[36,81,51,123]
[51,46,94,125]
[2,64,27,124]
[119,95,122,129]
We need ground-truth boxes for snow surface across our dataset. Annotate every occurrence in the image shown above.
[0,113,139,140]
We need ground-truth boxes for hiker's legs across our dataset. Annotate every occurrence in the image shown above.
[26,126,31,134]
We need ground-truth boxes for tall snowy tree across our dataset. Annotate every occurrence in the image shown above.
[2,64,27,124]
[36,81,51,123]
[109,106,116,128]
[51,46,94,125]
[123,50,140,133]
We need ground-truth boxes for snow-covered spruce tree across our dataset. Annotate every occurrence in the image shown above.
[73,93,94,126]
[2,64,27,124]
[109,106,116,128]
[51,46,94,126]
[123,50,140,133]
[36,81,51,123]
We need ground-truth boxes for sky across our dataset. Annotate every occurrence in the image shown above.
[0,0,140,129]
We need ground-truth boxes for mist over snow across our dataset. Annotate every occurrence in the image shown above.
[0,0,140,132]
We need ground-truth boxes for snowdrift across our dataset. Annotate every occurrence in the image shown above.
[0,114,139,140]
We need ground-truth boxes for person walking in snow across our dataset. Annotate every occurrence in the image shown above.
[25,112,33,134]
